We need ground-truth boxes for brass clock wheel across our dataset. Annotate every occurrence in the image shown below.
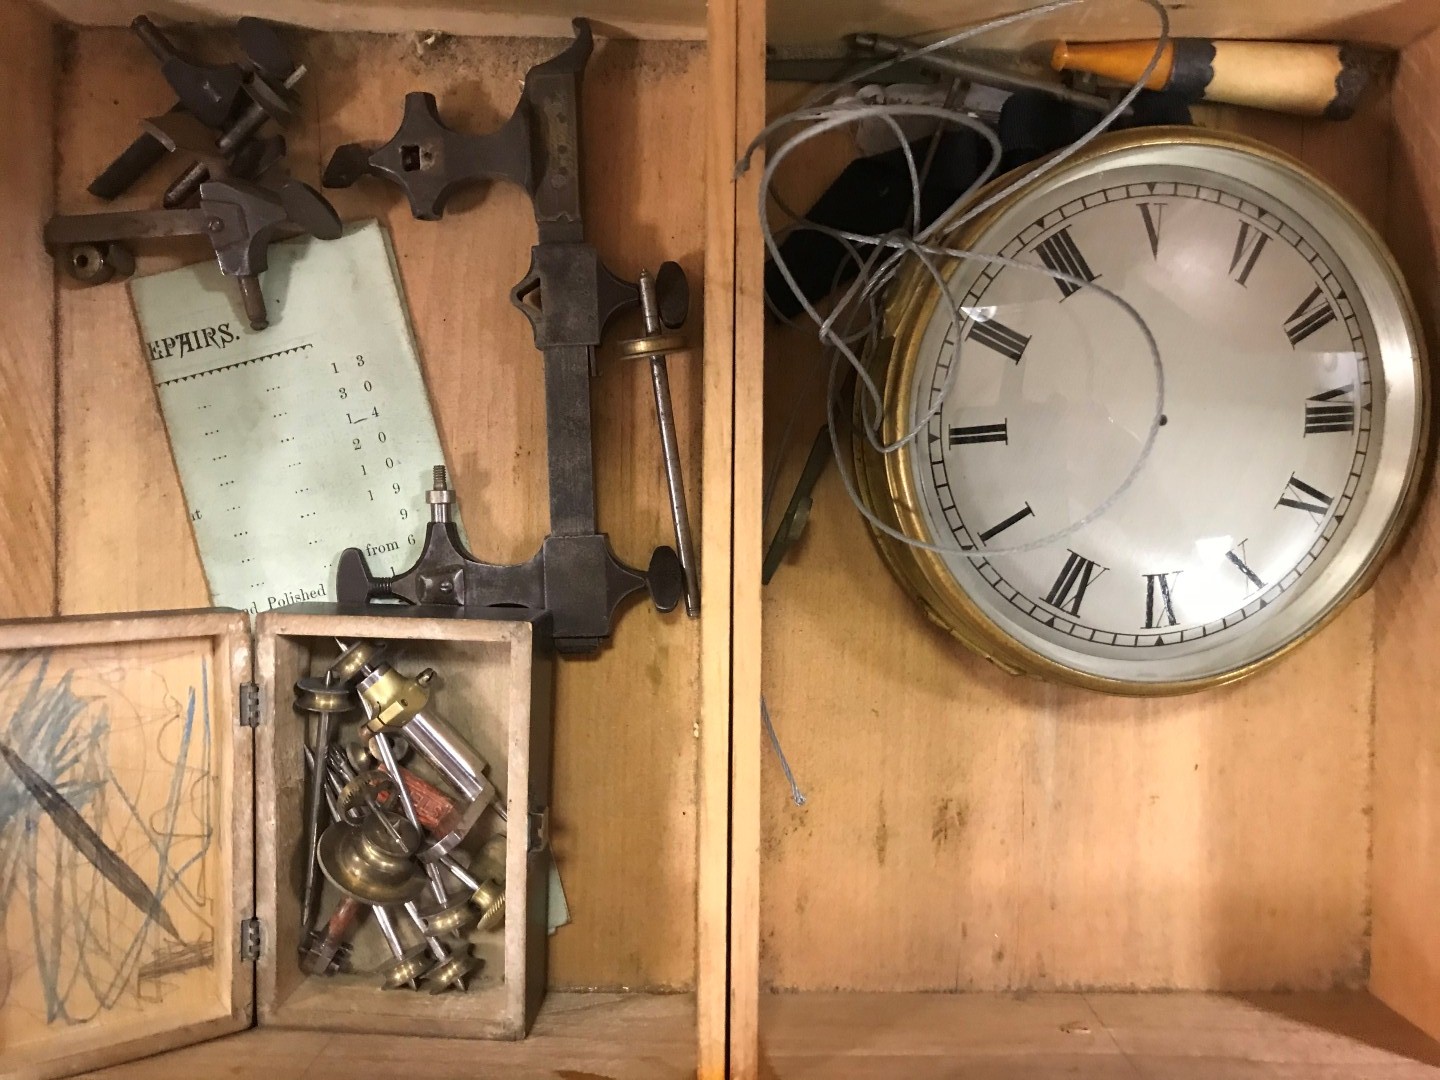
[855,128,1427,694]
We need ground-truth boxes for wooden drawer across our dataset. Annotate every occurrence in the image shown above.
[738,1,1440,1078]
[4,0,1440,1077]
[0,0,734,1076]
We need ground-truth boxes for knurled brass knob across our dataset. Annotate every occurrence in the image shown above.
[471,878,505,933]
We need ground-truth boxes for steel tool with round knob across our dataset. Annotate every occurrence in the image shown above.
[618,262,700,617]
[355,660,498,815]
[370,731,481,937]
[372,904,434,991]
[294,671,356,939]
[44,177,342,329]
[401,901,477,994]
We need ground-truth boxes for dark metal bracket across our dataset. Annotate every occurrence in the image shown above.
[325,19,693,654]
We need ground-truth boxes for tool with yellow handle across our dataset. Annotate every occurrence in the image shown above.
[1051,39,1383,119]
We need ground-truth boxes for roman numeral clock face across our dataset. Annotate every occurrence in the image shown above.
[881,135,1423,691]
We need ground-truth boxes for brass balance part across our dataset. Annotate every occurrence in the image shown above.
[380,944,436,991]
[349,733,411,771]
[295,672,358,939]
[293,675,354,715]
[337,770,398,824]
[329,639,387,687]
[356,663,433,734]
[316,812,426,905]
[419,892,480,937]
[426,947,479,995]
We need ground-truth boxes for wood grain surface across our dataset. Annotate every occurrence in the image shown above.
[759,991,1440,1079]
[32,0,705,41]
[50,27,707,993]
[0,611,252,1080]
[0,2,56,620]
[70,990,1440,1079]
[1374,20,1440,1045]
[78,991,698,1079]
[751,89,1399,995]
[698,0,740,1072]
[761,0,1440,50]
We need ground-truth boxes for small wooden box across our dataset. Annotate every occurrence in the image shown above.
[0,606,552,1080]
[253,607,552,1041]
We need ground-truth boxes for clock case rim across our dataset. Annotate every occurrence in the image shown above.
[852,126,1430,696]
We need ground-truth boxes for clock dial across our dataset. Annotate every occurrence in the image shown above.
[865,133,1424,690]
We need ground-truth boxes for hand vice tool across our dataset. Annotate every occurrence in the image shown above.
[45,177,342,330]
[326,19,698,652]
[90,16,294,200]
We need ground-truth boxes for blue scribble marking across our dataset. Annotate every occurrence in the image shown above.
[0,649,215,1024]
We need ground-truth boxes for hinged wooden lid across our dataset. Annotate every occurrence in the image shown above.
[0,610,255,1080]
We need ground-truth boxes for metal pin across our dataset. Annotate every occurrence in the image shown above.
[850,32,1131,115]
[636,269,700,617]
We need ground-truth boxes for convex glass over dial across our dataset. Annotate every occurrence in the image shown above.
[857,130,1425,693]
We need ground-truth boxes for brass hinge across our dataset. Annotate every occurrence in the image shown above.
[239,682,260,727]
[239,917,261,961]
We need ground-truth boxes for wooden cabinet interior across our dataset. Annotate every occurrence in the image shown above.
[2,0,1440,1075]
[738,0,1440,1075]
[0,0,734,1076]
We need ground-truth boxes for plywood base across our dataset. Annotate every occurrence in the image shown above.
[77,992,696,1079]
[758,992,1440,1079]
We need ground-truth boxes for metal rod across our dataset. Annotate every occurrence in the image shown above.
[438,854,478,892]
[851,32,1128,114]
[651,359,699,617]
[299,712,336,934]
[404,901,449,960]
[374,731,451,905]
[373,905,406,957]
[45,208,212,245]
[638,269,700,617]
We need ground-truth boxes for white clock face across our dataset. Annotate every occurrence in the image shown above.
[904,143,1420,685]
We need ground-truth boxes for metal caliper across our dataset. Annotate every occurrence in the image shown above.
[324,19,699,654]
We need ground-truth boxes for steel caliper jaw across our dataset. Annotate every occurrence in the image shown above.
[336,521,683,655]
[323,92,532,220]
[327,18,687,654]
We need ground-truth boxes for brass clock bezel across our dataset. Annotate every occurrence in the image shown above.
[853,127,1429,695]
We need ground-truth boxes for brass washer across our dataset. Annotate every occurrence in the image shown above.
[294,676,354,714]
[427,950,478,995]
[379,944,435,990]
[328,640,386,687]
[616,332,686,359]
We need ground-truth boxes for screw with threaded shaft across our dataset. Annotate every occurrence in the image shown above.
[427,464,455,524]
